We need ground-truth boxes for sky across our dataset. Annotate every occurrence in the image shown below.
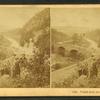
[51,8,100,29]
[0,6,44,32]
[0,7,100,33]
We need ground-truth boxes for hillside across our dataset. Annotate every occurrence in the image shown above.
[51,28,91,53]
[54,26,100,47]
[2,28,21,43]
[53,26,91,36]
[20,8,50,46]
[51,28,70,44]
[0,34,11,47]
[0,35,13,60]
[86,29,100,44]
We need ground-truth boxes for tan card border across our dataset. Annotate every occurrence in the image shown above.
[0,4,100,96]
[1,88,100,96]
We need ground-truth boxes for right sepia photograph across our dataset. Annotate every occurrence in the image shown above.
[51,8,100,88]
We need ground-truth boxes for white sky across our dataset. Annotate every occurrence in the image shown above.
[51,8,100,29]
[0,6,44,32]
[1,7,100,32]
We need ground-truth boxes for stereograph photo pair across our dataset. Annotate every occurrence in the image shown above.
[0,5,99,96]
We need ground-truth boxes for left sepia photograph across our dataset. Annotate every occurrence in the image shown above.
[0,6,50,88]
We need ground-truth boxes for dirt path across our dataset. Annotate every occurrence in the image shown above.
[51,57,92,83]
[51,63,77,83]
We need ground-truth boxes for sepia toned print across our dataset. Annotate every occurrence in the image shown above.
[51,8,100,88]
[0,7,50,88]
[1,5,100,94]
